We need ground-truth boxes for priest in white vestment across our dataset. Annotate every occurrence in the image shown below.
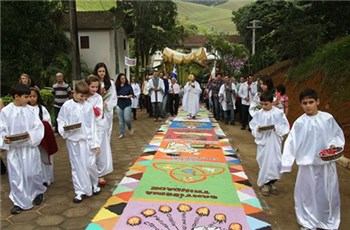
[182,74,202,118]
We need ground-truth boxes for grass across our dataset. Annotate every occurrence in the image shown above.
[76,0,251,34]
[76,0,115,11]
[287,35,350,100]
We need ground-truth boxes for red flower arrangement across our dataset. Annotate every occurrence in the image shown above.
[93,106,101,117]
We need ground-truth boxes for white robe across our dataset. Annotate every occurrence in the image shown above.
[238,81,257,106]
[249,107,289,186]
[57,99,99,196]
[30,105,54,185]
[101,80,118,141]
[0,103,46,210]
[86,93,113,177]
[131,83,141,108]
[182,81,202,116]
[281,111,345,229]
[147,77,165,103]
[219,83,237,111]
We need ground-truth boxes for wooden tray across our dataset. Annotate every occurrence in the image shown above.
[6,132,29,142]
[63,123,82,131]
[258,125,275,131]
[319,147,343,161]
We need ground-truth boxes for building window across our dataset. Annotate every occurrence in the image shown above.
[123,39,126,50]
[80,36,89,49]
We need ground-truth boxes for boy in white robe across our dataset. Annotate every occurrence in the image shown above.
[182,74,202,118]
[0,84,46,214]
[249,91,289,196]
[281,88,345,230]
[85,75,113,186]
[57,82,101,203]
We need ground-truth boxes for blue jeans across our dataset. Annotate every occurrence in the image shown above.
[224,108,235,123]
[161,94,168,117]
[116,106,132,136]
[152,102,162,119]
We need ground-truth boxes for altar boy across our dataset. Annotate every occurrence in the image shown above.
[249,91,289,196]
[57,81,101,203]
[281,88,345,230]
[0,84,46,214]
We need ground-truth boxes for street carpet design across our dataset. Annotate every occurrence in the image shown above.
[86,109,271,230]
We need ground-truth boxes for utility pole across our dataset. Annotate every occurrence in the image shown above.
[69,0,81,82]
[246,20,262,56]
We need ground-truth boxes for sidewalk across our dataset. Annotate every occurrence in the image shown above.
[1,109,349,229]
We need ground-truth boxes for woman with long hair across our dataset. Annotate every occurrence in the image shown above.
[115,73,134,139]
[93,63,118,141]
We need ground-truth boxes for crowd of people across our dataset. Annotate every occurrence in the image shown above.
[0,65,346,230]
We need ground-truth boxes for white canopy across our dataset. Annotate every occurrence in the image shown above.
[162,47,207,64]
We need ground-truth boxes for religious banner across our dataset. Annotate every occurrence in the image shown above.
[125,56,137,66]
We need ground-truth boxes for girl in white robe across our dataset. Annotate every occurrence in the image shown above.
[0,84,46,214]
[249,91,289,195]
[281,88,345,230]
[182,74,202,118]
[85,75,113,186]
[57,82,101,203]
[93,63,118,141]
[28,87,55,186]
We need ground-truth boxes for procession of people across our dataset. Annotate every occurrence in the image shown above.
[0,64,347,230]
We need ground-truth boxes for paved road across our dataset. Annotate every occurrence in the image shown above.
[1,109,349,229]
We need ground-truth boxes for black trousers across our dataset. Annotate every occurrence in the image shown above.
[168,94,179,116]
[241,104,251,128]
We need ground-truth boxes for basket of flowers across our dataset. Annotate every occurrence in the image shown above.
[319,146,343,161]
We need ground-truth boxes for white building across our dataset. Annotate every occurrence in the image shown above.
[64,11,129,79]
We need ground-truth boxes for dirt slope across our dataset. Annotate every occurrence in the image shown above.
[255,60,350,158]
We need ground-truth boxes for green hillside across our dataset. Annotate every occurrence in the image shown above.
[76,0,251,34]
[76,0,115,11]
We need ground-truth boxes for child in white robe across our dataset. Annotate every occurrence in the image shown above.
[249,91,289,196]
[57,82,101,203]
[182,74,202,118]
[28,87,55,186]
[85,75,113,186]
[0,84,46,214]
[281,88,345,230]
[93,63,118,141]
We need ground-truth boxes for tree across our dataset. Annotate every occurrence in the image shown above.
[115,0,185,77]
[1,1,70,95]
[205,36,249,76]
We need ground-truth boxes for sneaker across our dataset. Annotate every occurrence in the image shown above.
[118,134,124,139]
[93,186,101,195]
[269,184,278,195]
[10,205,22,214]
[73,194,83,203]
[33,194,44,206]
[299,227,311,230]
[130,129,134,135]
[230,121,236,125]
[261,185,270,196]
[240,126,246,130]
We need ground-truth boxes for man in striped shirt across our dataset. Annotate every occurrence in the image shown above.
[52,72,72,132]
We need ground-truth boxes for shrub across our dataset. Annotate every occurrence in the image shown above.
[1,89,55,122]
